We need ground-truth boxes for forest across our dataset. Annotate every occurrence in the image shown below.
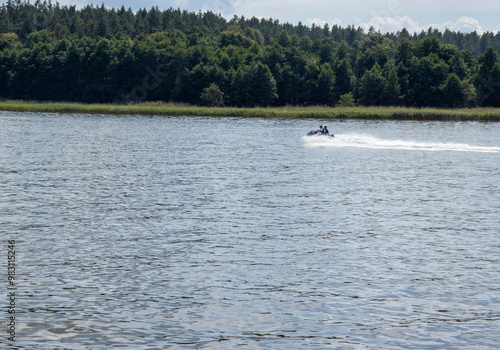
[1,1,500,107]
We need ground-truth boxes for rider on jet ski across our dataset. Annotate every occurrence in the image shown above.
[317,125,329,134]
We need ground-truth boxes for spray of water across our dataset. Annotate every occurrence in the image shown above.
[303,133,500,153]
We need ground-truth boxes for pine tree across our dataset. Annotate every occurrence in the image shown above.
[334,58,354,99]
[358,63,386,106]
[383,60,401,106]
[476,47,500,106]
[440,73,466,107]
[314,63,336,105]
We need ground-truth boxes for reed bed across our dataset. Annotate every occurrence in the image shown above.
[1,100,500,121]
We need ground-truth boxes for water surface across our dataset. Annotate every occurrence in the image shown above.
[1,112,499,349]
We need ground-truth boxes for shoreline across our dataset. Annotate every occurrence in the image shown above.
[1,100,500,121]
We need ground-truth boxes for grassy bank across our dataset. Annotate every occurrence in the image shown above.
[1,100,500,121]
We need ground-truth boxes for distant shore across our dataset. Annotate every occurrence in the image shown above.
[1,100,500,121]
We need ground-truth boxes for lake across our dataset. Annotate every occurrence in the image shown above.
[1,111,499,349]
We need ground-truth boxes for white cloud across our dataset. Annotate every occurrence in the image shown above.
[445,17,484,34]
[307,17,342,27]
[402,0,499,14]
[358,15,420,33]
[357,15,485,34]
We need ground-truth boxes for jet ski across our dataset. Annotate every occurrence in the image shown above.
[306,130,335,137]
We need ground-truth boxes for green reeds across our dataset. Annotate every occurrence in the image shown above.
[1,100,500,121]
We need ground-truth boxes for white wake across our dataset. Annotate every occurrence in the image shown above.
[303,133,500,153]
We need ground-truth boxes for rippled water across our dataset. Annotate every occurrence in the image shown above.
[1,111,499,349]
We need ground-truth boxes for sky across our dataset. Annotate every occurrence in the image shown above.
[58,0,500,34]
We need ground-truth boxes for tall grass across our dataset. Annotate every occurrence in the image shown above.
[1,100,500,121]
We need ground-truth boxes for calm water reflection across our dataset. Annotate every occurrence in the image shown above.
[1,111,499,349]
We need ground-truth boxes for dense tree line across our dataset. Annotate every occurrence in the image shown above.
[1,1,500,107]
